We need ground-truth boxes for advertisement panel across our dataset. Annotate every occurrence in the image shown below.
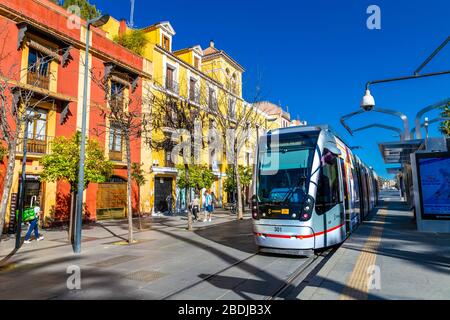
[416,152,450,220]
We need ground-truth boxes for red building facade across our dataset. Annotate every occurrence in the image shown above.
[0,0,151,230]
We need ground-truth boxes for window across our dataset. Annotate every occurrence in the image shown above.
[162,35,170,51]
[26,109,47,141]
[110,81,125,110]
[208,87,217,110]
[164,148,174,167]
[257,132,319,205]
[109,123,123,161]
[228,98,236,118]
[27,48,50,89]
[231,73,237,93]
[315,152,340,214]
[165,66,177,93]
[189,78,197,101]
[26,108,48,154]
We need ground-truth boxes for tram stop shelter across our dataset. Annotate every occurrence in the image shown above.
[378,139,425,208]
[379,138,450,233]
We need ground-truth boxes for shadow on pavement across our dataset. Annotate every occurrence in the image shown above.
[194,219,256,254]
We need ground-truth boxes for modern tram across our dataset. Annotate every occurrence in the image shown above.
[252,125,379,256]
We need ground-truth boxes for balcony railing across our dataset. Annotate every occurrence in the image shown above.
[109,150,123,162]
[27,71,50,90]
[15,136,53,155]
[110,95,125,111]
[189,87,200,104]
[165,78,179,95]
[209,97,218,111]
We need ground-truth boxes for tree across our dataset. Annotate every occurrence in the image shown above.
[0,144,6,160]
[213,91,266,220]
[146,79,208,231]
[114,30,149,56]
[62,0,100,21]
[224,165,252,210]
[40,132,112,237]
[131,162,146,230]
[177,164,215,194]
[90,68,148,244]
[440,102,450,136]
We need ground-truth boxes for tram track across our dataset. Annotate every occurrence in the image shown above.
[266,247,336,300]
[161,252,259,300]
[162,246,336,300]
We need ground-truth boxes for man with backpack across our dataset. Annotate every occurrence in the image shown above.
[24,206,44,244]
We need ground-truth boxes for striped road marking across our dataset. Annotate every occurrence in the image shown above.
[340,209,387,300]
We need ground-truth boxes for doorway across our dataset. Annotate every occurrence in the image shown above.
[18,176,42,210]
[154,177,173,213]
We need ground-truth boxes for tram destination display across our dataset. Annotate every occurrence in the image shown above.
[416,152,450,220]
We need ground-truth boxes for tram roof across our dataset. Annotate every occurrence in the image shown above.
[268,124,351,148]
[268,124,337,136]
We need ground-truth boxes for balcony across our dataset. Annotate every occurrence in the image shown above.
[189,87,200,104]
[109,150,123,162]
[27,71,50,90]
[209,97,218,111]
[165,78,179,95]
[15,136,53,155]
[110,95,125,111]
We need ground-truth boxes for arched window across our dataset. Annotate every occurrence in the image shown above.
[106,176,127,183]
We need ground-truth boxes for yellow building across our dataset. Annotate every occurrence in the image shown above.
[101,18,289,213]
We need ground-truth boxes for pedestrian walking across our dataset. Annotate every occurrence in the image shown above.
[24,206,44,244]
[191,194,200,221]
[166,194,173,215]
[201,187,207,221]
[204,190,214,222]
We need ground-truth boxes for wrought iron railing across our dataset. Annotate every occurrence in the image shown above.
[27,71,50,90]
[189,87,201,104]
[109,150,123,162]
[165,78,179,95]
[15,136,54,155]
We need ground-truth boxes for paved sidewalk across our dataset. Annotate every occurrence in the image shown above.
[297,193,450,300]
[0,210,258,299]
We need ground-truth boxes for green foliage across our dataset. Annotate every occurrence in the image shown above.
[440,103,450,137]
[224,165,253,193]
[113,30,149,56]
[177,164,215,191]
[0,144,6,160]
[40,132,113,192]
[131,163,146,187]
[62,0,100,21]
[224,167,236,194]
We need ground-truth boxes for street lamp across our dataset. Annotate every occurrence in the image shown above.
[424,117,429,139]
[346,35,450,141]
[73,14,110,254]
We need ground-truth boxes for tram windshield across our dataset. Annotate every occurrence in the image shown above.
[257,131,319,205]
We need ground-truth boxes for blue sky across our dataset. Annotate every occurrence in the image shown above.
[86,0,449,178]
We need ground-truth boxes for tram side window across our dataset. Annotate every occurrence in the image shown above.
[315,156,340,214]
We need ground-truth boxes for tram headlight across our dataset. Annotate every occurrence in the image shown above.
[251,195,259,220]
[300,196,314,221]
